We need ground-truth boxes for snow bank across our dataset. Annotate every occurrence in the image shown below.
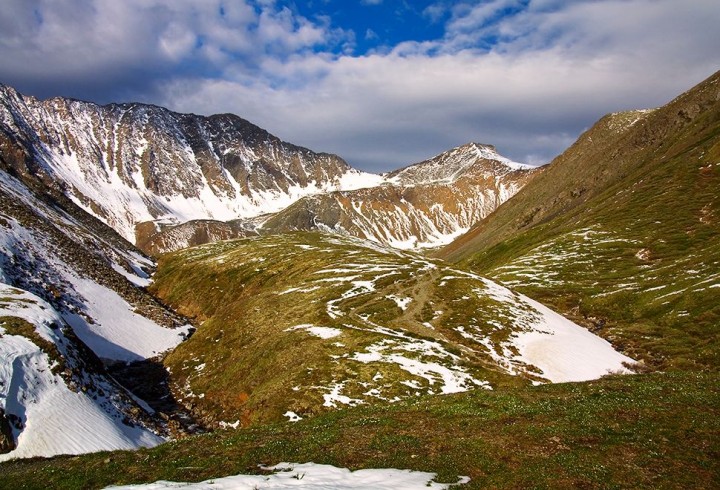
[106,462,469,489]
[511,295,635,382]
[61,274,192,362]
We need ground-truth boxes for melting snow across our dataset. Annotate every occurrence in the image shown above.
[61,274,192,362]
[283,411,303,422]
[509,294,635,382]
[286,324,343,339]
[386,294,412,310]
[106,462,469,489]
[111,262,152,287]
[322,382,364,408]
[0,285,164,462]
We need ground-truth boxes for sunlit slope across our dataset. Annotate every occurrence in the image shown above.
[439,70,720,370]
[151,232,632,428]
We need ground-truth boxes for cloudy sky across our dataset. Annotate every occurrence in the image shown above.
[1,1,719,172]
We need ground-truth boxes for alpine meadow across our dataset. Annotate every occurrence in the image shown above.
[1,2,719,488]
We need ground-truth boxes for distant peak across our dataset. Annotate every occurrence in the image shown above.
[455,142,532,170]
[463,142,496,152]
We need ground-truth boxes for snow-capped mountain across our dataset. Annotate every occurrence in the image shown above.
[262,143,540,249]
[386,142,533,185]
[0,84,382,244]
[0,83,539,254]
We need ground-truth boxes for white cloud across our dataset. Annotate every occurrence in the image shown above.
[154,1,720,171]
[0,0,344,97]
[422,3,449,23]
[1,0,719,172]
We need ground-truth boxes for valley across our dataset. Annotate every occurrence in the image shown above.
[1,69,719,489]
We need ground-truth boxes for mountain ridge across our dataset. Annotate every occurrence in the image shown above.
[438,69,720,370]
[0,83,382,243]
[258,143,541,251]
[0,83,537,253]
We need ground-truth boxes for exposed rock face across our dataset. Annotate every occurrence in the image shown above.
[263,143,541,249]
[135,218,261,255]
[0,84,378,243]
[0,83,540,253]
[0,409,15,454]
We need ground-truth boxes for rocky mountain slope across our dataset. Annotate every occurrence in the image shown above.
[261,143,540,250]
[0,83,538,255]
[0,84,382,244]
[0,156,198,460]
[150,232,632,428]
[439,69,720,371]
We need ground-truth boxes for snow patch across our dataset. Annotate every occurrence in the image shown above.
[286,324,343,339]
[0,285,164,461]
[283,411,303,422]
[106,462,469,489]
[61,274,192,362]
[386,294,412,311]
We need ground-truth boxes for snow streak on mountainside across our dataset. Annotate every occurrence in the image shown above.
[386,142,533,185]
[262,143,540,250]
[0,167,193,460]
[0,84,382,244]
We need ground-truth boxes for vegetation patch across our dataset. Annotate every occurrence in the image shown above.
[150,232,621,428]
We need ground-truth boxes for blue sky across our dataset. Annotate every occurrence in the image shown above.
[1,1,719,172]
[291,1,451,54]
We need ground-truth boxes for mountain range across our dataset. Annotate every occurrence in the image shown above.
[0,84,536,254]
[1,70,719,489]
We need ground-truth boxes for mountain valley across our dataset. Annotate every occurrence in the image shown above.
[1,70,719,489]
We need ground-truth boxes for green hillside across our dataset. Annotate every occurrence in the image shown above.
[150,231,625,428]
[439,70,720,371]
[2,371,717,489]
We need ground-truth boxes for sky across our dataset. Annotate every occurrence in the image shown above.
[1,1,719,173]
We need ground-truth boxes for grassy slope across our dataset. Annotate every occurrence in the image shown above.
[1,371,717,489]
[149,232,572,428]
[438,70,720,371]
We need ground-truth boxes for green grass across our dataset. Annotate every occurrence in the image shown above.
[150,232,549,428]
[1,371,717,489]
[443,72,720,372]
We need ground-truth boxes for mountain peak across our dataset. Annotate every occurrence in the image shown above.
[0,83,361,243]
[387,141,533,186]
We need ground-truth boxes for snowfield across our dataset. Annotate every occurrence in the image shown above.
[60,274,192,362]
[0,169,187,461]
[0,285,164,462]
[511,294,634,382]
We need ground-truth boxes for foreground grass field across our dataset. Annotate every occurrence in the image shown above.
[2,371,717,489]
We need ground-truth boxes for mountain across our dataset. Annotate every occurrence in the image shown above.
[0,152,200,460]
[438,69,720,371]
[1,74,718,490]
[149,232,632,428]
[0,84,382,244]
[0,84,538,254]
[135,217,262,256]
[257,143,540,250]
[132,143,539,254]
